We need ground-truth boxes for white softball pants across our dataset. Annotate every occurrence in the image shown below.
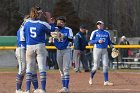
[57,48,71,76]
[16,47,26,75]
[92,48,109,73]
[26,43,47,73]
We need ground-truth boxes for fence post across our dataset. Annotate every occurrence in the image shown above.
[116,56,119,69]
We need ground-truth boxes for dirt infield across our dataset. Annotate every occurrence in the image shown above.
[0,70,140,93]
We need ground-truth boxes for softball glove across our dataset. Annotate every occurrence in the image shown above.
[51,31,64,39]
[111,48,120,58]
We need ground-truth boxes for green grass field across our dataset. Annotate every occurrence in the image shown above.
[0,68,17,72]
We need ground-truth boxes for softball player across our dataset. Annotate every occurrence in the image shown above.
[15,23,26,93]
[22,7,55,93]
[16,15,40,93]
[53,16,73,93]
[89,21,114,86]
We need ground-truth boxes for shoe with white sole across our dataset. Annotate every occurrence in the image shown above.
[39,89,46,93]
[89,78,93,85]
[34,89,41,93]
[104,81,113,86]
[23,90,30,93]
[57,87,69,93]
[15,89,23,93]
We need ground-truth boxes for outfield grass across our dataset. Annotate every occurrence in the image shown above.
[0,67,18,72]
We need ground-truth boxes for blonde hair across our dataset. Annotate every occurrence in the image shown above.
[30,7,39,19]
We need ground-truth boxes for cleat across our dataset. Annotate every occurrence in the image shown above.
[23,90,30,93]
[39,89,46,93]
[34,89,41,93]
[15,89,23,93]
[57,87,69,93]
[75,70,81,73]
[23,92,29,93]
[104,81,113,86]
[89,78,93,85]
[85,69,90,72]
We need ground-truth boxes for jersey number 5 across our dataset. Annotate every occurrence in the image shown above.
[30,27,37,38]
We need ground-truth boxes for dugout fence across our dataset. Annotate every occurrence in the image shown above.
[0,45,140,69]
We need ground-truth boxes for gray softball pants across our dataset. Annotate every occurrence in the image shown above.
[57,48,71,76]
[92,48,109,73]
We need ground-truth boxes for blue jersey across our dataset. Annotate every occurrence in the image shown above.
[23,19,55,45]
[54,27,73,50]
[90,29,113,48]
[17,26,26,48]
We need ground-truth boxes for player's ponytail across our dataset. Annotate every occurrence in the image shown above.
[30,6,39,19]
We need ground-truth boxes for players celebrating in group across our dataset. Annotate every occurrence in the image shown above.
[16,5,73,93]
[16,6,55,93]
[16,5,115,93]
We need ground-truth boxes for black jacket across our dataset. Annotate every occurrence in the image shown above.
[73,31,88,51]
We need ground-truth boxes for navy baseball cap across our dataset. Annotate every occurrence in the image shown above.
[56,16,66,22]
[80,24,87,29]
[96,21,104,25]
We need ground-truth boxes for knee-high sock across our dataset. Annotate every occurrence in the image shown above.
[40,72,46,91]
[32,74,38,90]
[90,70,96,79]
[104,72,108,81]
[26,72,32,91]
[103,66,108,81]
[61,75,65,88]
[65,75,70,89]
[16,74,24,90]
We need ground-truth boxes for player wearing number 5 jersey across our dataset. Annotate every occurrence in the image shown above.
[89,21,114,86]
[16,15,40,93]
[22,6,55,93]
